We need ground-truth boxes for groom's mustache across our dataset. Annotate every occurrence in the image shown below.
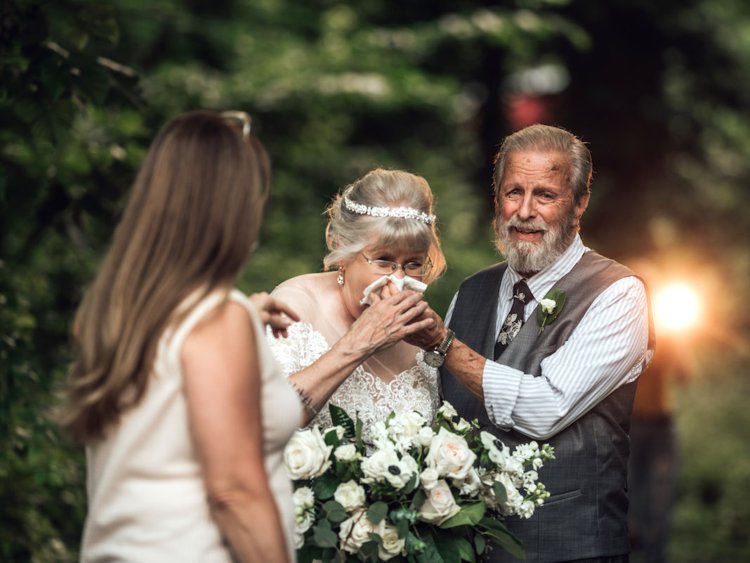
[503,216,550,235]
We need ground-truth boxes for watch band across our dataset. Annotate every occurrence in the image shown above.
[437,328,455,355]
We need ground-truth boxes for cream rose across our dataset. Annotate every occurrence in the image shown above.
[284,427,332,480]
[425,427,476,479]
[334,480,366,512]
[376,522,406,560]
[418,480,460,524]
[339,510,376,553]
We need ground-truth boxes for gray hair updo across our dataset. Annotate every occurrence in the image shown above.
[324,168,446,283]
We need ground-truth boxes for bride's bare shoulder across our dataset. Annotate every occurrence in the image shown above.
[273,272,337,295]
[271,272,339,318]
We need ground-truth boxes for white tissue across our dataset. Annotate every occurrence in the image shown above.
[359,275,428,305]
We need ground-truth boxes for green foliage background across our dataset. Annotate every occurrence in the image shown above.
[2,0,749,560]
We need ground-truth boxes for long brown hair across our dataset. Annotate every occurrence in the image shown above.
[60,111,270,443]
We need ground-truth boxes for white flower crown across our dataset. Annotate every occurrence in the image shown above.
[343,197,436,225]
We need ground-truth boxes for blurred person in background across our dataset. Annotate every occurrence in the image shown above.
[407,124,654,562]
[267,168,445,441]
[59,110,301,562]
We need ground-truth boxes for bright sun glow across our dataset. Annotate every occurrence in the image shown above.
[653,282,702,333]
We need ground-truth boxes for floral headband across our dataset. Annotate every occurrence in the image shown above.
[343,197,436,225]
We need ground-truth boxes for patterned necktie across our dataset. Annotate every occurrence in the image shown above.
[494,279,533,360]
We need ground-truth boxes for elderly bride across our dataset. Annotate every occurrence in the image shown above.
[267,168,446,439]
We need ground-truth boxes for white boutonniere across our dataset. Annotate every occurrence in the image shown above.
[537,289,566,334]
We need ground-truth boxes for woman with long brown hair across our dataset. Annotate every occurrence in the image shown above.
[60,110,300,562]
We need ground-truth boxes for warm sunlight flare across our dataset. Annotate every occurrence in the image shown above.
[654,282,702,333]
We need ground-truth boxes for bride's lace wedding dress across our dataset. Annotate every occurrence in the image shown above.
[268,321,440,443]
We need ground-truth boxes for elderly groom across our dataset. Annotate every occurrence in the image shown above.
[413,124,654,563]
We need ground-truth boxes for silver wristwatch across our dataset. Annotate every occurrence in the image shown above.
[423,328,455,368]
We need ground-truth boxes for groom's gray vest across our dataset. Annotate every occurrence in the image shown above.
[442,251,654,562]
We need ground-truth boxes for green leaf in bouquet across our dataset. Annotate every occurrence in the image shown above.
[439,502,486,529]
[367,501,389,524]
[297,543,324,563]
[395,516,410,539]
[479,517,525,560]
[323,428,341,448]
[312,473,339,500]
[323,500,348,523]
[434,533,476,563]
[401,472,418,495]
[473,533,486,556]
[329,404,356,438]
[312,521,338,548]
[417,533,445,563]
[406,531,427,555]
[410,488,427,511]
[493,480,508,504]
[361,537,381,560]
[321,547,338,561]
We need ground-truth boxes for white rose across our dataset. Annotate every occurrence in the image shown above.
[454,467,482,497]
[437,401,458,419]
[418,480,460,524]
[334,480,366,512]
[389,411,426,439]
[296,509,315,535]
[540,298,556,314]
[339,510,376,553]
[284,427,333,480]
[416,426,434,448]
[293,486,315,512]
[425,427,476,480]
[376,522,406,560]
[453,418,472,433]
[420,467,439,490]
[334,444,359,462]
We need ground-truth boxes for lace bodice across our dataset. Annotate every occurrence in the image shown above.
[267,322,440,443]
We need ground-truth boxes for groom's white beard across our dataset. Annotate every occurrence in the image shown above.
[494,209,577,275]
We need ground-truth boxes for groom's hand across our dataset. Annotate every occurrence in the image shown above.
[404,307,447,350]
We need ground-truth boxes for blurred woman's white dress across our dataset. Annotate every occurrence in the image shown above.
[82,290,301,562]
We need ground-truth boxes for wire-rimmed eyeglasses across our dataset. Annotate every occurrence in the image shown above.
[362,253,431,278]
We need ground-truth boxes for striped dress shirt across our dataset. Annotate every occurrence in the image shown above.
[445,235,652,440]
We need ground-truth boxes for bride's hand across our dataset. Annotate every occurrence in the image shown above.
[403,306,446,350]
[249,292,300,338]
[345,289,434,355]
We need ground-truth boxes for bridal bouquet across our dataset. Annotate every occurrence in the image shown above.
[283,401,555,562]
